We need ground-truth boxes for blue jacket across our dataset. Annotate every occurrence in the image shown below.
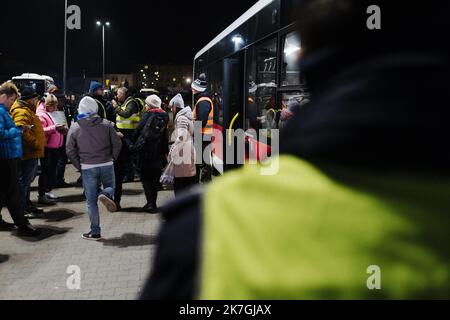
[0,104,23,160]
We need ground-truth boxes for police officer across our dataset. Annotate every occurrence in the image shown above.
[192,73,213,183]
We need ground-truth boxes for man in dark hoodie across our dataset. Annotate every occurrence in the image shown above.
[66,97,122,241]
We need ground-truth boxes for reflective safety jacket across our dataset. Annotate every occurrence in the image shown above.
[116,97,142,130]
[194,97,214,135]
[199,156,450,299]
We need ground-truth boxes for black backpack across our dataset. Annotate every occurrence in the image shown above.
[134,113,168,156]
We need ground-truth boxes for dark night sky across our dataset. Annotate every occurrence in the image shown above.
[1,0,256,79]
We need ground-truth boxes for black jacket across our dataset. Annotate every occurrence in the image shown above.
[132,110,169,169]
[194,93,212,129]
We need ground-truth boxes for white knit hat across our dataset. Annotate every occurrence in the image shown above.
[78,96,98,115]
[145,94,162,109]
[169,94,185,110]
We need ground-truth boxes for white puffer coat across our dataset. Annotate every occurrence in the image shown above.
[169,107,196,178]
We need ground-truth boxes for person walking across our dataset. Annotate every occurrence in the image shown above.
[0,82,40,237]
[10,86,46,219]
[132,95,169,213]
[66,97,122,241]
[168,94,197,196]
[36,93,68,205]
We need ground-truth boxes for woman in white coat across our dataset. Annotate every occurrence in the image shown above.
[168,94,197,195]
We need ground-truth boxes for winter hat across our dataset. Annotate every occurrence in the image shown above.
[145,95,162,109]
[78,96,99,115]
[45,93,58,106]
[89,81,103,94]
[20,86,38,101]
[169,94,185,110]
[191,73,207,93]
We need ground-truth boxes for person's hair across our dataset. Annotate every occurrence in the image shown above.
[118,87,128,96]
[0,81,19,97]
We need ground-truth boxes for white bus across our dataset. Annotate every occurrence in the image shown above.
[193,0,307,172]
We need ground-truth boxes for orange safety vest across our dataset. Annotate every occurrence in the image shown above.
[194,97,214,135]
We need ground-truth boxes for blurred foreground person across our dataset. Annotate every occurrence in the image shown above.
[0,82,40,237]
[67,97,122,241]
[142,1,450,299]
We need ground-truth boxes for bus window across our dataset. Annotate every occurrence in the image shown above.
[281,31,302,87]
[246,37,278,137]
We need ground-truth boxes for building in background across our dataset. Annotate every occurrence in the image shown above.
[106,74,134,90]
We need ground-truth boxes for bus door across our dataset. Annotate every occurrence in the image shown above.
[219,52,245,172]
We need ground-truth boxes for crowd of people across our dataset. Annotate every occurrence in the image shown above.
[0,75,213,240]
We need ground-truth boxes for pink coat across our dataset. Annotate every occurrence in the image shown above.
[36,103,64,149]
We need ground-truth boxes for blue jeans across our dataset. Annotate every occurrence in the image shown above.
[18,159,38,212]
[81,165,116,235]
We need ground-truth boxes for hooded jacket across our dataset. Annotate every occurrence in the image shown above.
[169,107,196,178]
[0,104,23,160]
[10,100,45,160]
[66,115,122,171]
[36,102,64,149]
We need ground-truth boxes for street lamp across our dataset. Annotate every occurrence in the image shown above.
[96,20,111,87]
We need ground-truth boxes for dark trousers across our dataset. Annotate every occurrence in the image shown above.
[114,142,127,205]
[38,148,59,197]
[0,159,29,228]
[56,141,68,185]
[19,159,38,212]
[174,176,198,197]
[141,168,162,206]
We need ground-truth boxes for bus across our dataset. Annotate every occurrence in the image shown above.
[193,0,308,174]
[12,73,55,97]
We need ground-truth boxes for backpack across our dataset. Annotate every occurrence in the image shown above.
[134,112,169,157]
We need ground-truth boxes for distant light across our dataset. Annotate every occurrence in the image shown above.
[105,22,111,27]
[232,35,243,44]
[284,45,301,57]
[173,78,177,82]
[140,69,144,73]
[145,65,149,69]
[186,78,192,84]
[96,21,101,26]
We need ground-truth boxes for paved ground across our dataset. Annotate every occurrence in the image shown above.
[0,165,173,300]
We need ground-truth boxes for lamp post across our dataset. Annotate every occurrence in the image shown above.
[63,0,68,95]
[96,21,110,87]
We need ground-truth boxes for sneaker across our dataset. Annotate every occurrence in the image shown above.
[82,232,102,241]
[45,192,59,200]
[98,194,118,213]
[0,220,16,231]
[38,195,56,206]
[17,224,41,237]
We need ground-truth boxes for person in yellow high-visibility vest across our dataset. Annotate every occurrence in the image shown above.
[192,74,213,183]
[112,87,142,205]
